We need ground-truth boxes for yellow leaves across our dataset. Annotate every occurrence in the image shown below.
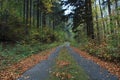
[21,75,30,80]
[52,72,72,79]
[57,60,70,68]
[0,70,19,80]
[41,0,53,13]
[44,2,53,13]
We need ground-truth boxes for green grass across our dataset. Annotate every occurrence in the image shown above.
[0,42,60,70]
[48,48,90,80]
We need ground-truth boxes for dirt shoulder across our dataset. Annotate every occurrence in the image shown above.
[72,47,120,79]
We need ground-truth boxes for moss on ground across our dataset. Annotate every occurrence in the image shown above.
[48,47,90,80]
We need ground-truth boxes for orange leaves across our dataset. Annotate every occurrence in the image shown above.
[57,60,70,68]
[52,72,72,80]
[49,48,90,80]
[0,70,19,80]
[72,47,120,79]
[20,75,30,80]
[0,48,55,80]
[51,51,73,80]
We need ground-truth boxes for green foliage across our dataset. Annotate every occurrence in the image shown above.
[0,42,60,70]
[0,0,64,43]
[107,34,119,47]
[80,39,120,62]
[0,13,25,42]
[72,0,120,63]
[30,27,65,43]
[0,13,65,43]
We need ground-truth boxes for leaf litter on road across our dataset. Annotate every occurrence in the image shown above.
[0,48,55,80]
[72,47,120,79]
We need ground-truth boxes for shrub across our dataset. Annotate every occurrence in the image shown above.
[81,40,120,62]
[30,27,65,44]
[0,14,25,42]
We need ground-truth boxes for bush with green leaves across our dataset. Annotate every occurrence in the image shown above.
[0,12,25,42]
[80,39,120,62]
[30,27,65,43]
[0,42,60,70]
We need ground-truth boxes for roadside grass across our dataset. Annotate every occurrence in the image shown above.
[0,42,60,71]
[48,47,90,80]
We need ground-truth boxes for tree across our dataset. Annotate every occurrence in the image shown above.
[85,0,94,39]
[115,0,120,27]
[94,0,100,43]
[98,0,106,39]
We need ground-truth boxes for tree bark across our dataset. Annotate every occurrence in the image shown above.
[25,0,29,35]
[99,0,106,39]
[85,0,94,39]
[95,0,100,43]
[29,0,32,27]
[115,0,120,27]
[23,0,26,24]
[107,0,113,33]
[37,0,40,28]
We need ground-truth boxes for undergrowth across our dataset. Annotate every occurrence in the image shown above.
[0,42,60,71]
[78,40,120,64]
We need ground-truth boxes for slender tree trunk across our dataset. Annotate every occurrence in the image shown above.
[40,11,43,42]
[95,0,100,43]
[25,0,29,35]
[40,12,43,27]
[99,0,106,40]
[23,0,26,24]
[0,1,2,21]
[53,13,55,30]
[107,0,113,33]
[43,13,46,27]
[29,0,32,27]
[85,0,94,39]
[33,2,35,27]
[115,0,120,27]
[37,0,40,28]
[115,0,120,45]
[20,1,23,17]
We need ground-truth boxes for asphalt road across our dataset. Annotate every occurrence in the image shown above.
[17,45,119,80]
[17,46,62,80]
[67,46,119,80]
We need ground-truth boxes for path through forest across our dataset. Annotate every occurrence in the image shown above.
[18,44,119,80]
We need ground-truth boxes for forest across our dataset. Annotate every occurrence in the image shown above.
[0,0,120,80]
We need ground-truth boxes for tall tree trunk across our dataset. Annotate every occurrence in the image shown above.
[115,0,120,27]
[29,0,32,27]
[43,13,46,27]
[37,0,40,28]
[40,12,43,42]
[40,12,43,27]
[0,1,3,21]
[99,0,106,40]
[33,2,35,27]
[95,0,100,43]
[107,0,113,33]
[115,0,120,45]
[23,0,26,24]
[85,0,94,39]
[53,14,55,30]
[25,0,29,35]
